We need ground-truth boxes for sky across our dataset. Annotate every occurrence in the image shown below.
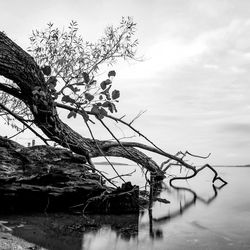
[0,0,250,165]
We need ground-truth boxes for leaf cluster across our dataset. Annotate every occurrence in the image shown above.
[28,17,138,121]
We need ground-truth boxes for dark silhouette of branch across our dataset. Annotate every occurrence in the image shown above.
[55,102,228,188]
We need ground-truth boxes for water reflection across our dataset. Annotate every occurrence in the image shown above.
[1,169,228,250]
[81,174,227,250]
[149,178,226,225]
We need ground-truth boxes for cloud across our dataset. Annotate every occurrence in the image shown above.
[195,19,250,72]
[119,17,250,85]
[119,36,208,81]
[219,122,250,134]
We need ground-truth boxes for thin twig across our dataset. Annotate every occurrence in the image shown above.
[8,126,28,139]
[129,110,147,125]
[0,103,49,145]
[185,150,211,159]
[84,120,124,186]
[98,117,144,170]
[109,169,136,181]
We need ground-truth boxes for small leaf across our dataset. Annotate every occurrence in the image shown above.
[102,101,116,113]
[105,79,112,85]
[81,109,89,122]
[102,101,111,108]
[109,103,117,113]
[39,91,46,97]
[99,107,107,117]
[32,90,39,95]
[100,81,107,90]
[41,65,51,76]
[49,83,55,90]
[52,92,59,100]
[108,70,116,78]
[90,105,107,119]
[113,104,117,112]
[101,85,112,100]
[67,110,77,119]
[61,95,75,104]
[33,86,41,91]
[52,34,58,40]
[83,72,90,83]
[100,79,112,90]
[43,100,48,106]
[106,93,111,100]
[112,90,120,99]
[108,105,114,113]
[33,104,38,114]
[91,105,99,114]
[47,76,57,86]
[85,93,94,101]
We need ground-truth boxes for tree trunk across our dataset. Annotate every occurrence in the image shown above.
[0,32,163,176]
[0,136,141,213]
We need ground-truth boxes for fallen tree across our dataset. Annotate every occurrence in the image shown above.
[0,18,227,199]
[0,136,140,213]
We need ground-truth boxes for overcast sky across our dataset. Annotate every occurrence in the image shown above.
[1,0,250,165]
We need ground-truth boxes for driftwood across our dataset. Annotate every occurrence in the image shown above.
[0,136,139,214]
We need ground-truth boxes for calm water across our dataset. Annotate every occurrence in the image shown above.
[1,166,250,250]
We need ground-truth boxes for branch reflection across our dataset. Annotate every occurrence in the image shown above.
[146,177,227,239]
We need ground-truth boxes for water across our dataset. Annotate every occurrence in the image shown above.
[1,166,250,250]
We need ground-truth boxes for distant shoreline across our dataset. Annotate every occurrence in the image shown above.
[93,163,250,168]
[214,165,250,168]
[93,162,250,167]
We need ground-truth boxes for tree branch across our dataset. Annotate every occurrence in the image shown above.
[0,103,48,145]
[84,120,122,187]
[0,82,22,99]
[56,102,195,172]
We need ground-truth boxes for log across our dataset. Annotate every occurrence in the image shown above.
[0,136,139,213]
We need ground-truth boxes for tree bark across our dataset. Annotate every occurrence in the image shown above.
[0,32,163,176]
[0,136,141,213]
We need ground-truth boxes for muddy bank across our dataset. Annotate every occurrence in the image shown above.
[0,212,139,250]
